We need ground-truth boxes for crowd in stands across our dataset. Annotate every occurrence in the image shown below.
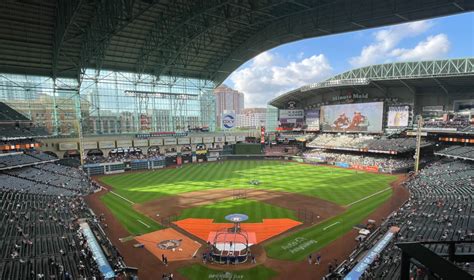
[422,117,472,131]
[0,161,127,279]
[0,151,57,170]
[333,160,473,279]
[304,150,414,172]
[84,150,163,164]
[265,145,301,156]
[436,145,474,161]
[308,134,430,153]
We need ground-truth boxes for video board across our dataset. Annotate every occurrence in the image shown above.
[320,102,384,133]
[387,105,410,127]
[278,109,304,131]
[305,110,320,131]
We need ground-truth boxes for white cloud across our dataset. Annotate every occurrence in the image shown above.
[390,34,450,61]
[230,52,332,107]
[349,20,438,67]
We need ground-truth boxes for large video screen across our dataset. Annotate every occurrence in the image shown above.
[320,102,384,132]
[305,110,320,131]
[387,106,410,127]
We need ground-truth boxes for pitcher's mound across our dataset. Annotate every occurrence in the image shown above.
[134,228,201,261]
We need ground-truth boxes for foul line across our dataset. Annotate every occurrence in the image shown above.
[137,219,151,228]
[323,221,341,231]
[345,187,391,207]
[110,191,135,205]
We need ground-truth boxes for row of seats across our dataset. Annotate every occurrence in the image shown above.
[307,134,430,153]
[0,162,125,279]
[337,160,473,279]
[437,145,474,161]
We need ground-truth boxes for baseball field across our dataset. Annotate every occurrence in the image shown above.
[96,160,398,279]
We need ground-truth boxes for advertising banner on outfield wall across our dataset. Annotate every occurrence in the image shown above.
[387,106,410,127]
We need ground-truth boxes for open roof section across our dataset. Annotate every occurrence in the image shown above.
[269,58,474,108]
[0,0,472,83]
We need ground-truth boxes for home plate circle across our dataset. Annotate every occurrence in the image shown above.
[225,214,249,222]
[157,239,181,250]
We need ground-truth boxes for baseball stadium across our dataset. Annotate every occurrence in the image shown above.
[0,1,473,280]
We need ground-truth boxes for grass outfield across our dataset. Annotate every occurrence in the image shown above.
[177,199,298,223]
[264,188,392,261]
[99,160,397,256]
[100,161,396,205]
[178,264,277,280]
[100,194,163,235]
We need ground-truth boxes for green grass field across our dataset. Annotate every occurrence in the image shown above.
[177,199,298,223]
[99,160,397,260]
[178,264,277,280]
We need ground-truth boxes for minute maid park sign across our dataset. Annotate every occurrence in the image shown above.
[222,112,236,129]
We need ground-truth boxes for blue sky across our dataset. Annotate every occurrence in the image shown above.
[224,12,474,108]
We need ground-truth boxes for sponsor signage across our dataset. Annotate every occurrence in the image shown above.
[422,105,444,112]
[79,223,115,279]
[149,138,163,146]
[116,140,132,147]
[222,112,236,129]
[236,135,246,142]
[214,136,225,142]
[203,136,214,143]
[225,136,236,142]
[58,142,78,151]
[83,142,98,150]
[332,92,368,102]
[177,137,190,144]
[387,106,410,127]
[163,138,177,145]
[99,141,115,149]
[344,227,399,280]
[133,139,148,147]
[135,132,188,138]
[191,137,202,144]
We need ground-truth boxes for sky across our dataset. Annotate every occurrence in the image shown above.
[224,12,474,108]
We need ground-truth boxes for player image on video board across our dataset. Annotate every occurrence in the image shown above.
[320,102,384,132]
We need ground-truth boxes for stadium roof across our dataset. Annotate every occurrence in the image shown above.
[269,58,474,108]
[0,0,473,84]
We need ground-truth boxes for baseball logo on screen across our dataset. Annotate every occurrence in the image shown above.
[223,114,235,129]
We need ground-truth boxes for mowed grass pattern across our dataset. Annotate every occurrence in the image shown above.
[100,161,396,205]
[100,194,163,236]
[177,199,298,223]
[178,264,277,280]
[264,188,392,261]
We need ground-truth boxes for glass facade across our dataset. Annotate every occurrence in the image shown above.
[265,105,279,132]
[0,70,216,136]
